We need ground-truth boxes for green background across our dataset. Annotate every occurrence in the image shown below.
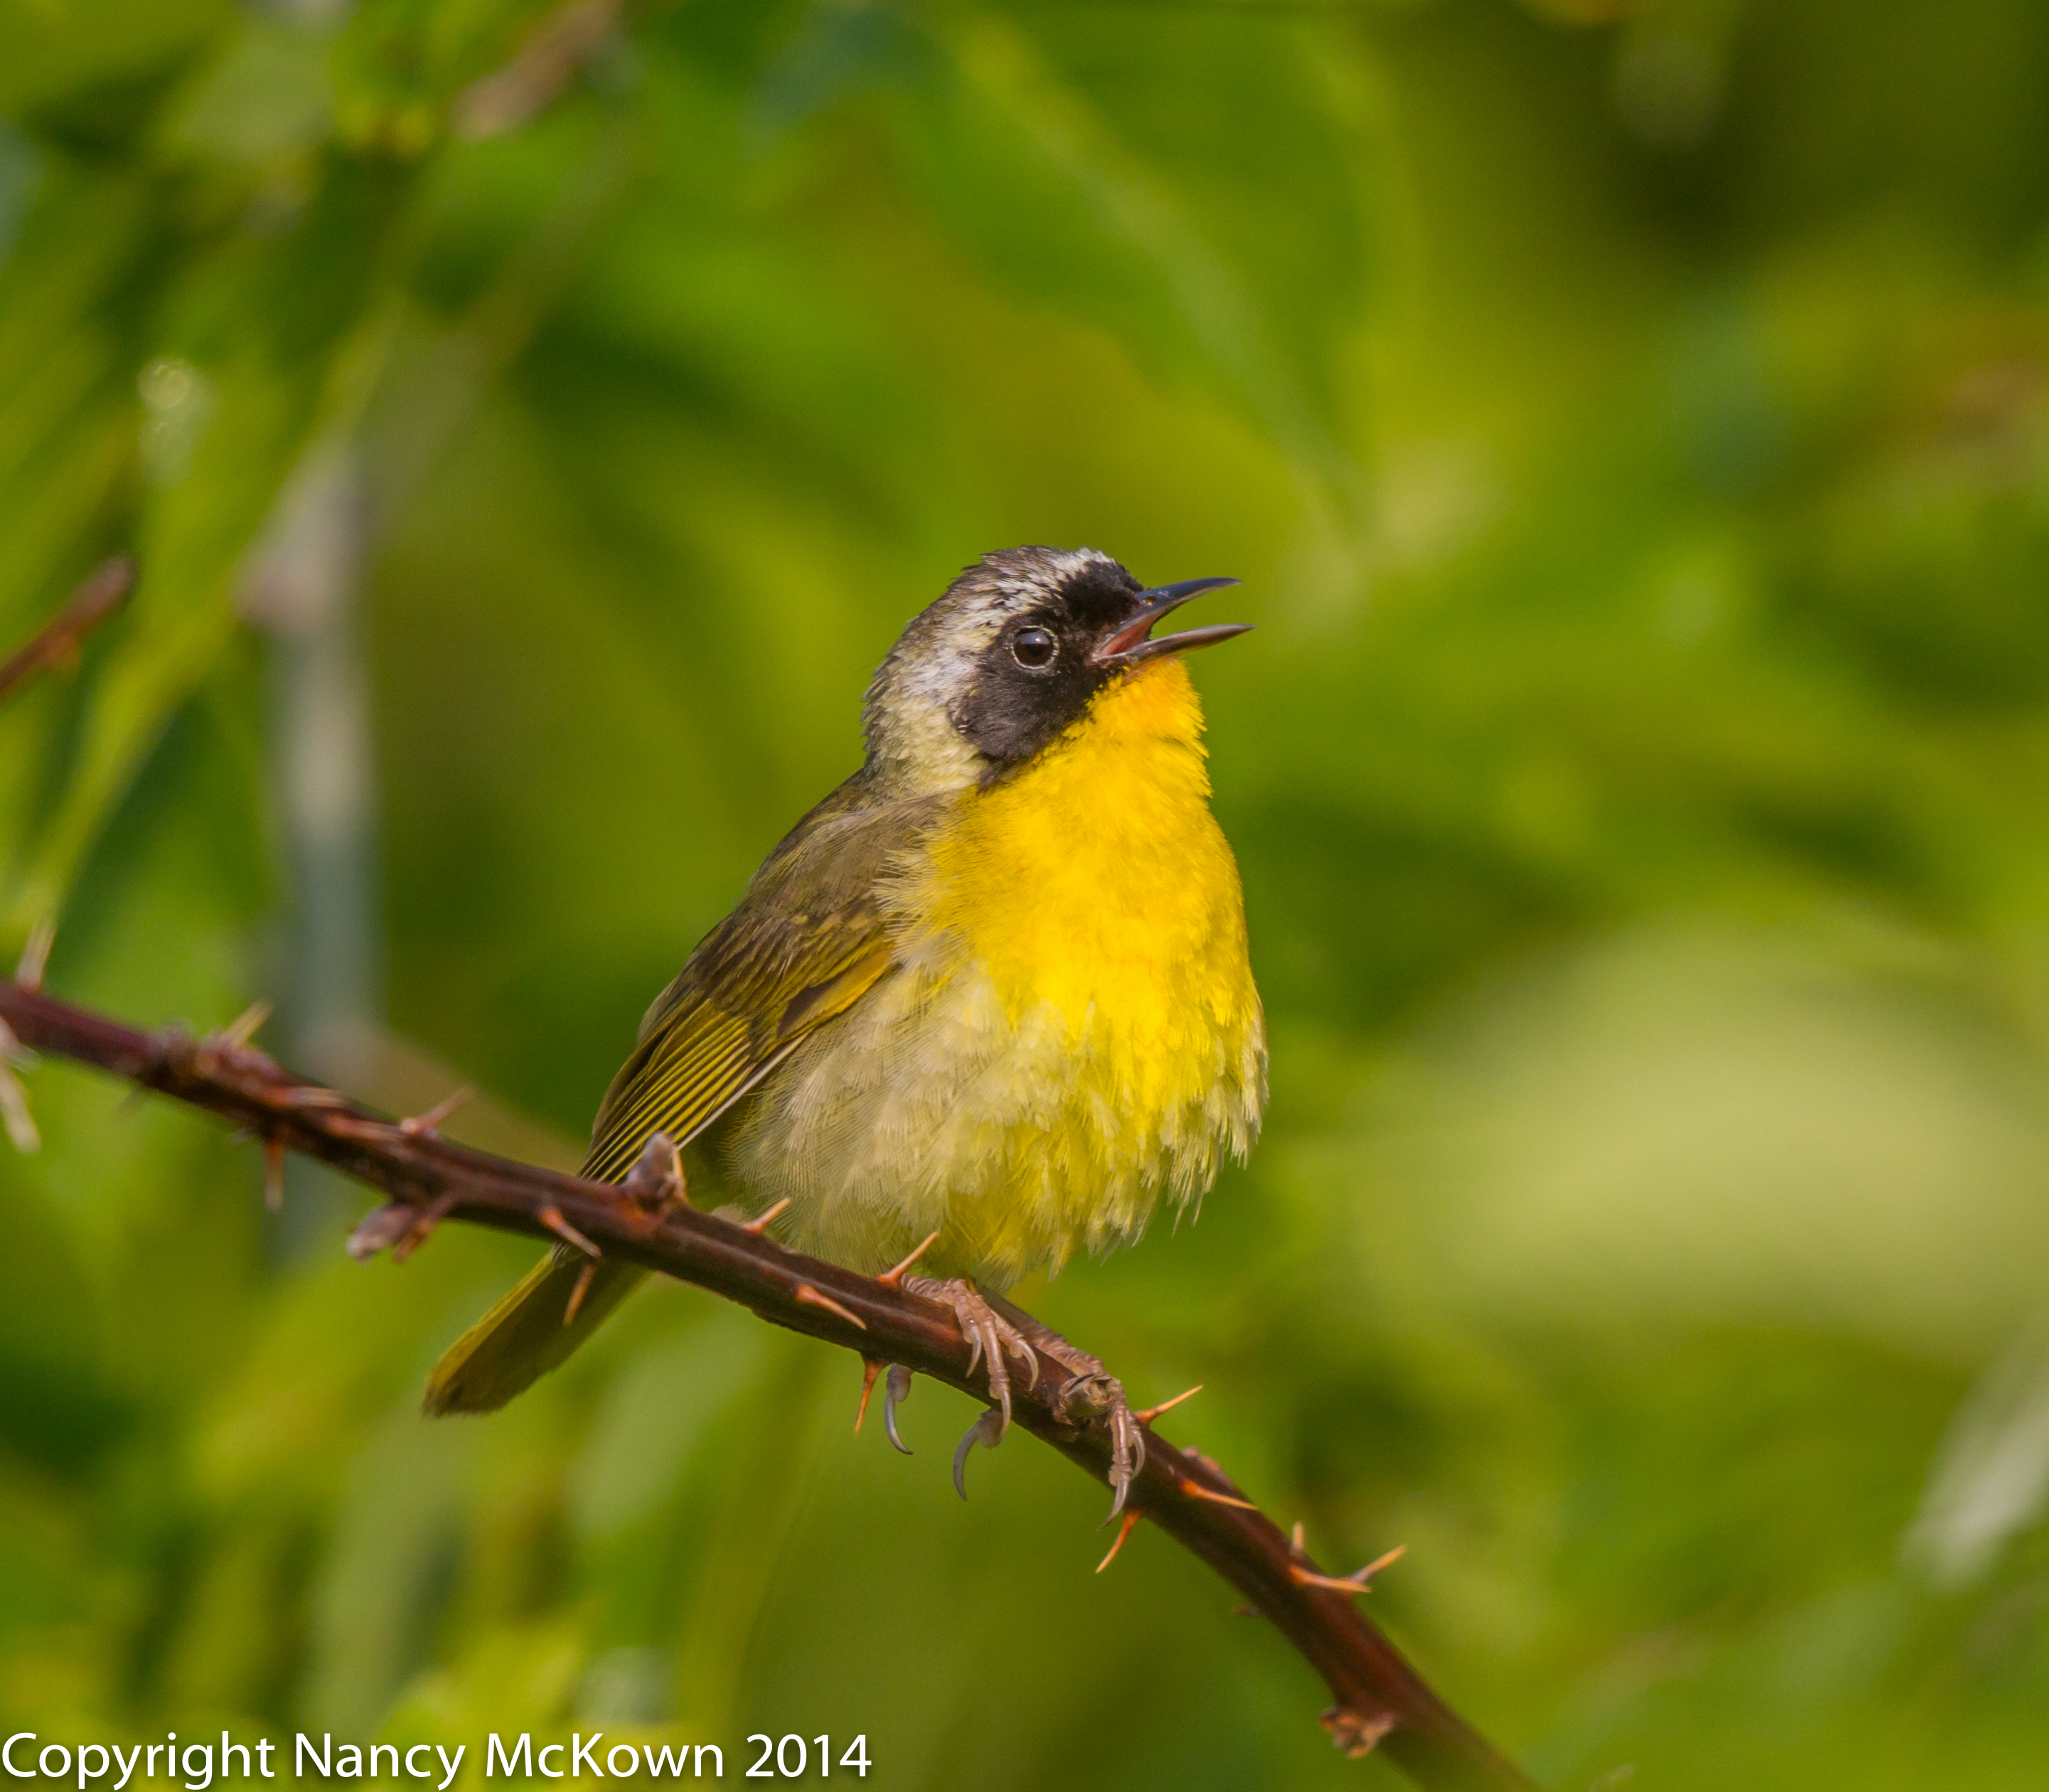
[4,0,2049,1786]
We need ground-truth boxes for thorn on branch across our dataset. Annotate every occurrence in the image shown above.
[1290,1545,1407,1597]
[877,1228,941,1287]
[349,1196,460,1264]
[15,921,54,992]
[1322,1707,1398,1761]
[400,1085,472,1137]
[346,1201,417,1260]
[793,1282,865,1331]
[1179,1478,1258,1511]
[1095,1508,1142,1573]
[0,1018,40,1154]
[391,1195,456,1263]
[538,1203,601,1259]
[564,1259,599,1326]
[1133,1383,1202,1425]
[854,1356,883,1434]
[741,1196,791,1235]
[218,1000,272,1051]
[198,1003,282,1081]
[263,1136,287,1211]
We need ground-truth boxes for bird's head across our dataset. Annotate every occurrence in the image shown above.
[863,546,1248,792]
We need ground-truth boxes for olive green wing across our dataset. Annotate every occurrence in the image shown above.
[580,926,892,1182]
[422,782,934,1417]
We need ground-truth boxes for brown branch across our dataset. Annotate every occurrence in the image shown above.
[0,977,1536,1792]
[0,558,136,703]
[454,0,620,140]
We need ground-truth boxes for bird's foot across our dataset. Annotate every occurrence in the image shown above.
[1006,1318,1146,1522]
[870,1282,1143,1518]
[895,1276,1039,1496]
[901,1276,1039,1433]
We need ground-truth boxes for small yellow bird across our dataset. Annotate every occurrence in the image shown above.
[424,547,1266,1508]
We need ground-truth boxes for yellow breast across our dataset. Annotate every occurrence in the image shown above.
[925,661,1256,1088]
[910,658,1266,1279]
[722,659,1265,1289]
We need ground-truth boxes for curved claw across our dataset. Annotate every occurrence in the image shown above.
[952,1407,1005,1501]
[1056,1369,1147,1525]
[1105,1403,1146,1524]
[1013,1338,1039,1393]
[961,1309,1015,1435]
[903,1277,1034,1439]
[883,1363,914,1456]
[979,1325,1012,1436]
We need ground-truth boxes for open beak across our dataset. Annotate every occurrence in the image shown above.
[1089,576,1251,667]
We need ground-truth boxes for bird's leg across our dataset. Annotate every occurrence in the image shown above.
[902,1277,1039,1432]
[897,1277,1039,1495]
[985,1293,1145,1522]
[879,1281,1142,1517]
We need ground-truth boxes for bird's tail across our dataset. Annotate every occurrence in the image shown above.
[423,1249,647,1416]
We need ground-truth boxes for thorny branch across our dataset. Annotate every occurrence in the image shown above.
[0,584,1532,1790]
[0,979,1536,1792]
[0,558,135,703]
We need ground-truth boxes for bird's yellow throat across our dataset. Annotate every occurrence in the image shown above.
[919,657,1260,1160]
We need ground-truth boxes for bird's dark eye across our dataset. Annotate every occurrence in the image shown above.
[1010,626,1058,670]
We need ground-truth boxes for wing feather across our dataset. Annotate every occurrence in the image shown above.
[581,943,890,1181]
[578,783,938,1183]
[424,780,938,1417]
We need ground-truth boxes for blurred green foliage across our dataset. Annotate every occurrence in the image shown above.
[5,0,2049,1786]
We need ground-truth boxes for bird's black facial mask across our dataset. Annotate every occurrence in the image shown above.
[950,559,1143,773]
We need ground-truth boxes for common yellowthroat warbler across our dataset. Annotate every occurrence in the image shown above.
[424,547,1266,1508]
